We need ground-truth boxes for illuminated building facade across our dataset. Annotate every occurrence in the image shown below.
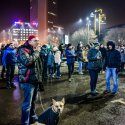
[11,21,38,43]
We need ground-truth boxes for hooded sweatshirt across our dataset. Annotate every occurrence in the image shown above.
[104,41,121,69]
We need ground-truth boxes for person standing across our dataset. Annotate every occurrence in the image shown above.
[99,44,107,74]
[2,42,17,89]
[53,46,61,79]
[1,44,6,79]
[77,45,84,75]
[103,41,121,94]
[47,49,55,78]
[87,42,102,96]
[65,43,75,82]
[40,45,48,81]
[17,35,42,125]
[82,45,90,73]
[119,45,125,72]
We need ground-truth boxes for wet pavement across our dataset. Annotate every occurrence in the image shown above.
[0,64,125,125]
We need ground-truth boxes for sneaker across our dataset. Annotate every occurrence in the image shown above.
[91,91,99,96]
[68,78,71,82]
[52,74,55,78]
[103,90,111,94]
[111,92,117,95]
[56,76,60,79]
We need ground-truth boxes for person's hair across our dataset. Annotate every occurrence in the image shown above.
[85,44,90,49]
[67,43,72,48]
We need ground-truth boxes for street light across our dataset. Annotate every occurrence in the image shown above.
[78,18,83,23]
[89,9,106,35]
[86,17,91,44]
[95,9,106,35]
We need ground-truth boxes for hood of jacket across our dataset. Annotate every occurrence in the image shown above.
[107,41,115,50]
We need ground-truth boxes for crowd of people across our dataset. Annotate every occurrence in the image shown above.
[0,35,125,124]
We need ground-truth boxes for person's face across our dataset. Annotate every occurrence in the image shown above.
[108,45,112,50]
[100,44,104,48]
[69,46,72,49]
[85,47,89,50]
[9,43,15,49]
[29,38,39,47]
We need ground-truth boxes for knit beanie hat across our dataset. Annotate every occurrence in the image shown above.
[28,35,37,41]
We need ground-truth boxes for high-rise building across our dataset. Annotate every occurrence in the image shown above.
[30,0,58,44]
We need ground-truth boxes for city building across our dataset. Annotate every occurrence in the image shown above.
[30,0,64,45]
[10,21,38,44]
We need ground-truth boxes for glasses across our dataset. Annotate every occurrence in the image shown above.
[32,39,39,42]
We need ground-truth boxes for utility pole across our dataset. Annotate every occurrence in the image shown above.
[86,17,91,44]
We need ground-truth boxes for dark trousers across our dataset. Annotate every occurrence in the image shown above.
[42,62,47,81]
[89,69,98,92]
[121,62,125,72]
[67,63,74,79]
[1,65,6,79]
[83,62,88,71]
[54,63,57,74]
[6,64,15,86]
[48,65,54,75]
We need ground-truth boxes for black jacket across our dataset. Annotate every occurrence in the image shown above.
[17,41,43,85]
[104,41,121,70]
[99,47,107,59]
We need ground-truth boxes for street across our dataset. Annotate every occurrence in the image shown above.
[0,64,125,125]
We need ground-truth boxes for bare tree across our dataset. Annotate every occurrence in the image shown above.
[104,28,125,45]
[71,28,97,47]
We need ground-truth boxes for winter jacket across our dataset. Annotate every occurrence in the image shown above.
[104,50,121,69]
[120,48,125,63]
[87,48,102,70]
[17,42,42,85]
[47,51,54,67]
[1,48,5,65]
[54,50,61,65]
[65,48,75,64]
[82,50,88,62]
[2,47,17,66]
[40,45,48,63]
[104,41,121,70]
[77,49,83,62]
[99,47,107,60]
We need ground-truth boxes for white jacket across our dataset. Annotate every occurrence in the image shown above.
[54,50,61,65]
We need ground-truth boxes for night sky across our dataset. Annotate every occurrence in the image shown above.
[58,0,125,29]
[0,0,30,32]
[0,0,125,31]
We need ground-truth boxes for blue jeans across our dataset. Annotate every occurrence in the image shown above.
[78,61,83,73]
[48,65,54,75]
[20,83,38,125]
[56,64,60,77]
[106,68,119,93]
